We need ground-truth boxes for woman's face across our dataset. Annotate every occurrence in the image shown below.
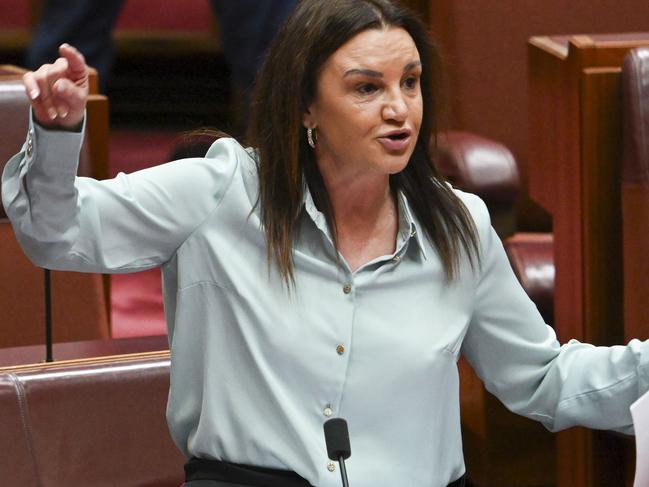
[304,27,423,185]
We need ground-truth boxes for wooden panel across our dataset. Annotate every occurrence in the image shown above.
[0,336,168,370]
[460,358,556,487]
[0,224,110,348]
[0,63,100,94]
[622,184,649,341]
[527,38,570,215]
[553,65,627,487]
[528,40,584,345]
[86,94,110,180]
[84,93,112,324]
[570,34,649,68]
[580,67,624,346]
[0,64,26,78]
[528,36,645,487]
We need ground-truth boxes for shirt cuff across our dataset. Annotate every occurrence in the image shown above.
[28,108,87,180]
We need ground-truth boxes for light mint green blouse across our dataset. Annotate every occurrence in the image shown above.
[3,117,649,487]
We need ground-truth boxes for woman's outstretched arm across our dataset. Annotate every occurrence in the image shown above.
[2,45,240,274]
[460,192,649,434]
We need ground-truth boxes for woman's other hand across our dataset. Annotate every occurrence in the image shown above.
[22,43,89,129]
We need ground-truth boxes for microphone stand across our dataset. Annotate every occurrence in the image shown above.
[323,417,352,487]
[44,269,53,362]
[337,454,350,487]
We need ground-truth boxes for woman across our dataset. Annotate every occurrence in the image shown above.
[3,1,648,486]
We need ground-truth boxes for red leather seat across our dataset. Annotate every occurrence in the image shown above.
[436,130,520,239]
[0,352,184,486]
[434,131,554,327]
[503,232,554,326]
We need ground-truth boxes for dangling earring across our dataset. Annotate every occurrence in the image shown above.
[307,127,317,149]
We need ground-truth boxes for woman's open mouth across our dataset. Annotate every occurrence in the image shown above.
[378,130,412,152]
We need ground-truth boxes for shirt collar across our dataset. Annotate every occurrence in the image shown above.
[396,190,428,260]
[302,183,333,243]
[302,183,428,260]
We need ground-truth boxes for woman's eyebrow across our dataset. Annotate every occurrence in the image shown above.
[343,68,382,78]
[343,60,422,79]
[404,60,422,72]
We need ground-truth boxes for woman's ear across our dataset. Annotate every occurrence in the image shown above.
[303,105,317,129]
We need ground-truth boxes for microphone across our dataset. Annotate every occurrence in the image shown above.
[323,417,351,487]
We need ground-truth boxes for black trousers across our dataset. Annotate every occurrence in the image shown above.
[184,458,466,487]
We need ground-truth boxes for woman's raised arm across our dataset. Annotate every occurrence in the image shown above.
[2,45,240,274]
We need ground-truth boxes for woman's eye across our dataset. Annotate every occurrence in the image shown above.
[403,76,419,89]
[356,83,378,95]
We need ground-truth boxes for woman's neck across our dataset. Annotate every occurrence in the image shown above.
[326,175,394,228]
[322,172,399,271]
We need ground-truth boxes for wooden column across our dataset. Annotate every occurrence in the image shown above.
[528,33,649,487]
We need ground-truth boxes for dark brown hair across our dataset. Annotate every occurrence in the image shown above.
[247,0,480,285]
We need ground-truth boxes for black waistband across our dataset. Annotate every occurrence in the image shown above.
[186,457,466,487]
[449,473,466,487]
[185,458,314,487]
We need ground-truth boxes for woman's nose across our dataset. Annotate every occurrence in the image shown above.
[382,90,408,122]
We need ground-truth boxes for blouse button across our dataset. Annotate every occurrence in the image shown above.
[393,255,401,263]
[336,345,345,355]
[342,283,352,294]
[323,405,333,417]
[327,462,336,472]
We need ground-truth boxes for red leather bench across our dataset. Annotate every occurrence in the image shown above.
[0,351,185,486]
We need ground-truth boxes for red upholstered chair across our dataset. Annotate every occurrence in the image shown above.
[621,47,649,342]
[0,352,185,485]
[0,68,110,348]
[503,232,554,326]
[435,131,555,326]
[436,131,521,239]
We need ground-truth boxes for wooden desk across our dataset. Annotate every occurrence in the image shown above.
[0,335,169,370]
[528,32,649,487]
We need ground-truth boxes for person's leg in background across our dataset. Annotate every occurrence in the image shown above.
[25,0,125,93]
[208,0,298,134]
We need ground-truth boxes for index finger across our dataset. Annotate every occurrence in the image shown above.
[58,43,86,81]
[23,71,40,100]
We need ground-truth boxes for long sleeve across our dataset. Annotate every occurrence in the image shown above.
[460,193,649,434]
[2,115,240,274]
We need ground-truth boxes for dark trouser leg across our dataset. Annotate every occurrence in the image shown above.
[207,0,298,132]
[25,0,125,93]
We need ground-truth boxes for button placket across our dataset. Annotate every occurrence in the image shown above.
[26,130,34,157]
[329,273,353,445]
[323,404,333,417]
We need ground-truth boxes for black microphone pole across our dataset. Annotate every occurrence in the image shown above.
[337,454,350,487]
[323,417,351,487]
[44,268,53,362]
